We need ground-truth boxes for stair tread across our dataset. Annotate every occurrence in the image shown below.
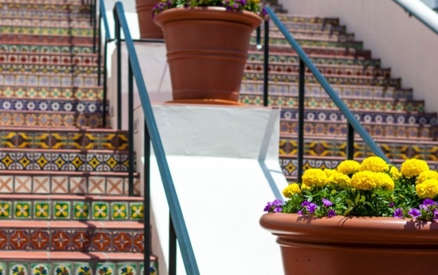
[0,251,156,261]
[0,220,144,229]
[0,194,142,201]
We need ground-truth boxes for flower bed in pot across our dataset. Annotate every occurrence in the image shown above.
[261,157,438,275]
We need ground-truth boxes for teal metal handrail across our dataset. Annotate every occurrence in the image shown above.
[393,0,438,35]
[112,2,200,275]
[264,7,389,177]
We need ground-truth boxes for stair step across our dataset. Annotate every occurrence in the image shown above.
[0,197,143,221]
[0,149,132,172]
[248,50,382,67]
[280,135,438,161]
[0,127,128,150]
[279,107,437,126]
[0,254,157,275]
[0,62,100,75]
[279,119,436,140]
[0,53,98,67]
[250,44,372,59]
[275,15,341,26]
[240,81,413,99]
[0,2,91,12]
[0,16,93,27]
[243,71,402,88]
[239,93,424,112]
[0,25,93,36]
[252,37,364,50]
[0,42,95,54]
[0,110,105,128]
[245,60,392,78]
[254,29,356,42]
[0,86,103,100]
[0,98,105,113]
[0,72,100,87]
[0,172,141,196]
[0,33,94,44]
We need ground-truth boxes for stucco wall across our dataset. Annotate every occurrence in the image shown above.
[280,0,438,112]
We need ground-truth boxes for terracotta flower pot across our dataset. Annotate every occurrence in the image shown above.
[136,0,164,39]
[260,213,438,275]
[154,7,261,105]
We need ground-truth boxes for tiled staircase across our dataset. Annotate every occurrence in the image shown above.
[241,13,438,182]
[0,0,157,274]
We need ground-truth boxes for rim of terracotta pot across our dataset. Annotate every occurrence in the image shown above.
[260,213,438,247]
[154,6,262,28]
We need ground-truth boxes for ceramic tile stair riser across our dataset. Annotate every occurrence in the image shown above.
[241,12,438,178]
[240,93,425,113]
[240,81,414,100]
[0,0,157,272]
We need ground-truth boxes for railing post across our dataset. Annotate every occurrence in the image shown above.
[144,121,151,275]
[169,215,177,275]
[263,19,270,107]
[102,40,108,128]
[347,123,355,160]
[256,26,261,48]
[93,0,97,52]
[128,58,134,196]
[97,13,102,85]
[114,9,122,130]
[298,59,305,182]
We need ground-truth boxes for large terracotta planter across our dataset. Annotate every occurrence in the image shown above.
[136,0,164,39]
[154,7,261,105]
[260,213,438,275]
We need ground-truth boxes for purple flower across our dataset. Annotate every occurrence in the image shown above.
[388,202,394,208]
[434,210,438,220]
[307,203,317,214]
[327,209,336,218]
[263,199,283,212]
[408,208,421,219]
[297,210,303,216]
[423,199,437,206]
[322,198,333,207]
[393,208,404,219]
[301,201,310,207]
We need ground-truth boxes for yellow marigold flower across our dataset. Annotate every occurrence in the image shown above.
[336,160,360,175]
[282,183,301,198]
[324,169,336,177]
[300,183,311,190]
[416,179,438,199]
[359,156,389,172]
[350,171,379,190]
[400,159,429,178]
[389,166,401,180]
[328,171,351,187]
[416,170,438,185]
[302,169,328,188]
[375,172,395,190]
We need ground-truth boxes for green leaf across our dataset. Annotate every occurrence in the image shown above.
[344,206,354,216]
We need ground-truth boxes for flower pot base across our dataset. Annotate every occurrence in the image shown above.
[166,99,244,106]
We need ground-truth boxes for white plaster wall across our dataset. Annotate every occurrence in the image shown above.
[108,42,172,129]
[280,0,438,112]
[134,105,287,275]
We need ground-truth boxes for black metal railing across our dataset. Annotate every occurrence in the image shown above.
[93,1,200,274]
[263,7,389,181]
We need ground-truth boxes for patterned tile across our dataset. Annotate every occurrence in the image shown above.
[130,203,144,221]
[91,202,109,220]
[112,231,133,252]
[72,201,89,220]
[14,176,32,193]
[33,201,51,220]
[14,201,31,219]
[74,263,93,275]
[53,201,70,220]
[0,176,13,193]
[88,176,105,194]
[117,263,138,275]
[107,177,124,195]
[31,263,50,275]
[53,263,73,275]
[0,230,8,249]
[111,202,128,221]
[96,263,116,275]
[9,229,30,250]
[10,263,29,275]
[29,230,50,250]
[0,263,6,275]
[70,177,86,194]
[132,232,144,253]
[70,230,92,252]
[0,201,12,219]
[51,176,69,194]
[32,176,50,194]
[51,230,71,251]
[90,231,112,252]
